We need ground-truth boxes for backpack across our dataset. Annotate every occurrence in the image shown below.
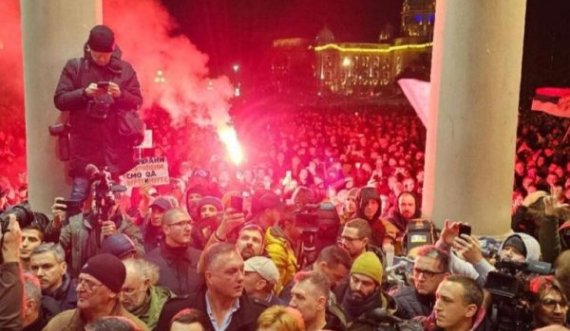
[117,109,145,147]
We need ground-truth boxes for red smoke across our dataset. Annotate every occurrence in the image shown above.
[0,0,24,127]
[103,0,235,128]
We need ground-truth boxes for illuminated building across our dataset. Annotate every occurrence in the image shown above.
[270,0,435,97]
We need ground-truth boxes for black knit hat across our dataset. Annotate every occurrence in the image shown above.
[80,254,126,293]
[88,25,115,52]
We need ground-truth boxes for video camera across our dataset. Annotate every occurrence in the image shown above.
[484,260,553,331]
[403,218,437,255]
[295,202,340,268]
[85,164,124,223]
[0,203,48,264]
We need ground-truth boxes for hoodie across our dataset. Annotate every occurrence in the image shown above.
[355,187,386,247]
[436,232,541,287]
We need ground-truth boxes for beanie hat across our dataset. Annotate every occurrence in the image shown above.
[503,235,527,257]
[197,196,223,213]
[88,25,115,52]
[80,254,126,293]
[101,234,136,259]
[150,195,178,211]
[351,252,383,284]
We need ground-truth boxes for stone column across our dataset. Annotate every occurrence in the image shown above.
[422,1,526,235]
[20,0,101,214]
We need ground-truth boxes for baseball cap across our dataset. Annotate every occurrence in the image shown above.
[244,256,279,284]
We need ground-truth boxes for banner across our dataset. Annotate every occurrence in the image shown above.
[122,157,169,187]
[531,87,570,118]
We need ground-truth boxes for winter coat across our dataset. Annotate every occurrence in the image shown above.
[41,273,77,315]
[155,288,266,331]
[0,262,23,331]
[130,285,171,330]
[42,302,149,331]
[145,242,203,296]
[265,226,298,294]
[392,285,434,320]
[53,45,142,177]
[57,212,145,277]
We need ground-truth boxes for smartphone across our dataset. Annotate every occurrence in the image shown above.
[458,223,472,237]
[230,196,243,212]
[97,81,110,89]
[55,198,82,211]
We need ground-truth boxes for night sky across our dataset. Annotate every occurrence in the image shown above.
[160,0,402,77]
[159,0,570,106]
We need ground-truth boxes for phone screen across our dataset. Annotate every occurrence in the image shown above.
[459,224,472,237]
[230,196,243,212]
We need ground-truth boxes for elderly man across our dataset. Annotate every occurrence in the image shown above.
[156,243,265,331]
[243,256,281,305]
[43,254,149,330]
[145,208,203,295]
[22,273,47,331]
[121,258,171,330]
[29,243,77,313]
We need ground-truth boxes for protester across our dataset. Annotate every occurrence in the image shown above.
[29,243,77,313]
[43,253,149,331]
[257,305,305,331]
[169,308,212,331]
[145,208,203,295]
[0,216,24,331]
[243,256,281,305]
[22,273,47,331]
[20,224,44,272]
[121,258,171,330]
[289,271,332,331]
[53,24,143,200]
[156,243,265,331]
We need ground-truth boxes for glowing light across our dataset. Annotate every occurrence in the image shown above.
[232,64,240,72]
[315,42,433,54]
[154,70,166,83]
[234,87,241,97]
[342,57,352,67]
[218,127,244,165]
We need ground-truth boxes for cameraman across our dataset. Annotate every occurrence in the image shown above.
[53,25,142,201]
[0,215,24,330]
[436,220,541,286]
[48,194,144,277]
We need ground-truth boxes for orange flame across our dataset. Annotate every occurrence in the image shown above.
[218,127,244,165]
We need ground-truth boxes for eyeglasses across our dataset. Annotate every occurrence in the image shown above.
[541,299,568,310]
[340,235,363,242]
[166,220,192,228]
[413,268,446,278]
[77,277,103,292]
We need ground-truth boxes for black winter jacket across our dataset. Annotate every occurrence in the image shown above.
[54,45,142,177]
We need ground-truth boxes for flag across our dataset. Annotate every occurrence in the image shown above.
[531,87,570,118]
[398,78,430,127]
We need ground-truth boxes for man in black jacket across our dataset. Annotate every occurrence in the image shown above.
[392,245,450,320]
[29,243,77,314]
[145,208,203,295]
[54,24,142,201]
[156,243,265,331]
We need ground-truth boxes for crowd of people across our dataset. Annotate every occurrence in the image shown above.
[1,24,570,331]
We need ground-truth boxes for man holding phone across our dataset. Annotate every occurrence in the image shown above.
[54,25,142,201]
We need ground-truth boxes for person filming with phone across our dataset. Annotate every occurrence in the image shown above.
[54,25,143,201]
